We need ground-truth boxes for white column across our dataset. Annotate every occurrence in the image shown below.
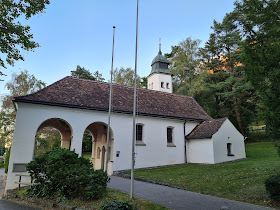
[70,128,84,157]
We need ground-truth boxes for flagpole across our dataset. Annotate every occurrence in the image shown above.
[105,26,116,173]
[130,0,139,200]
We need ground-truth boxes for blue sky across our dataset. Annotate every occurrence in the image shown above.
[0,0,236,95]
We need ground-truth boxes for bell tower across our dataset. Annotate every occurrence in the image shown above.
[147,40,172,93]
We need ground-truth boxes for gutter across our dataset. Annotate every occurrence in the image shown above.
[184,120,187,163]
[13,99,207,122]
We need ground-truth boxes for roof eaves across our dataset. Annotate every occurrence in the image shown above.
[14,99,207,122]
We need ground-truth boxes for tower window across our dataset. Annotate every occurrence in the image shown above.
[166,83,169,89]
[161,82,164,88]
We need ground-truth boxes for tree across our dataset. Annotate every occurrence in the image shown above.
[0,70,46,146]
[200,12,248,135]
[71,65,96,80]
[234,0,280,139]
[112,67,146,88]
[71,65,105,81]
[0,0,50,78]
[165,37,202,95]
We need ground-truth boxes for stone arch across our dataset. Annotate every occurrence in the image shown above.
[35,118,73,156]
[83,121,114,173]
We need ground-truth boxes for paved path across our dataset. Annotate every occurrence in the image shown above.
[0,199,39,210]
[0,168,38,209]
[0,168,5,199]
[108,176,273,210]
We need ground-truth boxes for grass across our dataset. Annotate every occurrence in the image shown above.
[82,152,92,160]
[124,142,280,208]
[15,188,167,210]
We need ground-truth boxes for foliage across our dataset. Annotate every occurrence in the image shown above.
[71,65,96,80]
[265,174,280,201]
[126,142,280,208]
[35,127,67,157]
[234,0,280,140]
[101,200,133,210]
[82,130,92,153]
[165,37,202,94]
[112,67,146,88]
[71,65,105,82]
[0,71,45,146]
[26,148,109,200]
[0,0,50,78]
[4,147,10,173]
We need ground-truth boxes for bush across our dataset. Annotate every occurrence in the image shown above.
[101,200,132,210]
[265,174,280,200]
[26,148,109,200]
[4,147,10,173]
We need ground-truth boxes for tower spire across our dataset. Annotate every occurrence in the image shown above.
[159,38,162,55]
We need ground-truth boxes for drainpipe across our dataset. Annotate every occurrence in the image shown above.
[184,120,187,163]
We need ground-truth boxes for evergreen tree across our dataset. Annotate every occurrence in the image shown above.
[235,0,280,139]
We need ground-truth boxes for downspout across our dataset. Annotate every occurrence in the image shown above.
[184,120,187,163]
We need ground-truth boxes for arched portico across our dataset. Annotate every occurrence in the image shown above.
[37,118,72,149]
[84,122,114,173]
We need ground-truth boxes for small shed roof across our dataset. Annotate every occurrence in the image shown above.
[186,118,227,140]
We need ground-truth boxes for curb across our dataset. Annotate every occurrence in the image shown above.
[113,172,189,191]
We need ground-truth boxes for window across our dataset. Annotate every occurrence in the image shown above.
[136,124,146,146]
[166,83,169,89]
[136,124,143,141]
[227,143,234,156]
[161,82,164,88]
[167,127,173,143]
[151,83,153,89]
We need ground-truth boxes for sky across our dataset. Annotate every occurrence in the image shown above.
[0,0,236,96]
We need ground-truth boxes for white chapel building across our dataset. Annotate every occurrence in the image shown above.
[5,48,246,191]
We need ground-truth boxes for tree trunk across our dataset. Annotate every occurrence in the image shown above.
[233,91,245,135]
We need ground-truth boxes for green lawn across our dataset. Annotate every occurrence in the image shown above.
[125,142,280,208]
[82,152,92,160]
[15,188,167,210]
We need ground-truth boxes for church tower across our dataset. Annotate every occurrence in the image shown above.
[147,41,172,93]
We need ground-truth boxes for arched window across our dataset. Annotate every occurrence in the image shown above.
[161,82,164,88]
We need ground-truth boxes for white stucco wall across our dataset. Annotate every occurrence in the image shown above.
[6,102,199,190]
[187,139,214,164]
[212,119,246,164]
[147,73,173,93]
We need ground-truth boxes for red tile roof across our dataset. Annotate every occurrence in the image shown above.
[186,118,227,139]
[14,76,212,121]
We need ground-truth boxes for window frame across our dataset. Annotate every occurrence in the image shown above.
[167,127,176,147]
[136,123,146,146]
[227,143,234,156]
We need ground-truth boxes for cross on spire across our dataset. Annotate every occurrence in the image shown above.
[159,38,162,55]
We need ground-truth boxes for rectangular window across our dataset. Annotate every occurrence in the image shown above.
[227,143,234,156]
[136,124,143,141]
[161,82,164,88]
[167,127,173,143]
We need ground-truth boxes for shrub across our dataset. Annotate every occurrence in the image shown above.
[265,174,280,200]
[101,200,132,210]
[4,147,10,173]
[26,148,109,200]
